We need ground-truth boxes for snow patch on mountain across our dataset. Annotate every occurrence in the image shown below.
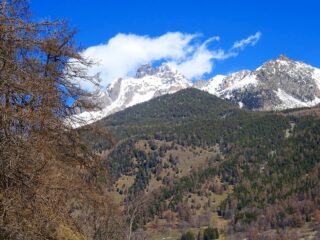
[221,71,258,92]
[275,89,320,110]
[202,75,225,95]
[313,68,320,89]
[198,70,258,98]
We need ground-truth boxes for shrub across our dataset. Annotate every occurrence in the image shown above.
[181,231,195,240]
[203,227,219,240]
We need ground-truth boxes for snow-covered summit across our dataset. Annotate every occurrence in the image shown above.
[71,56,320,127]
[71,63,191,127]
[198,55,320,110]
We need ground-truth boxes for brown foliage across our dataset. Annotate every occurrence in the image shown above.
[0,1,124,239]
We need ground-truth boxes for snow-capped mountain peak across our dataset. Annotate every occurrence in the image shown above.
[199,55,320,110]
[71,64,191,127]
[71,56,320,127]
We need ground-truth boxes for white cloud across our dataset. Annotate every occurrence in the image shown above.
[232,32,262,50]
[168,37,225,79]
[77,31,261,90]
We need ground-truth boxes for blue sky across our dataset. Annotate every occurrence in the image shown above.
[30,0,320,87]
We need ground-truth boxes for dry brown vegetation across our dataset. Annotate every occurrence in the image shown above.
[107,139,228,239]
[0,1,126,239]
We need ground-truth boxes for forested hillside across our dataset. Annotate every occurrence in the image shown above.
[84,88,320,239]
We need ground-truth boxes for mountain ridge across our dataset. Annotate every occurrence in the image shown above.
[72,55,320,127]
[199,55,320,110]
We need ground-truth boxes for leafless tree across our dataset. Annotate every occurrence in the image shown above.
[0,0,123,239]
[123,192,149,240]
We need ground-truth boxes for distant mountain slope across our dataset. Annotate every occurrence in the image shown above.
[198,55,320,110]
